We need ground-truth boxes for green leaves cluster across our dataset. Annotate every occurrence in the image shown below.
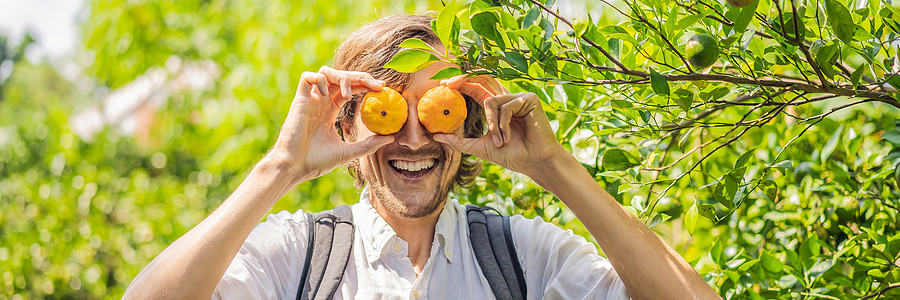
[384,0,900,298]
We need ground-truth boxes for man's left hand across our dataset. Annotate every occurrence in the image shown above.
[432,75,568,177]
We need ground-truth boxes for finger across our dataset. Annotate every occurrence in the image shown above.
[342,134,395,160]
[465,74,509,95]
[443,74,508,96]
[298,72,318,96]
[483,97,503,147]
[330,83,385,109]
[340,77,351,100]
[433,134,490,158]
[498,99,518,144]
[319,66,384,92]
[458,82,496,105]
[498,96,533,143]
[441,74,469,89]
[316,78,330,99]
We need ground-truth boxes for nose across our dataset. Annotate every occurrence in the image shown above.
[394,97,431,150]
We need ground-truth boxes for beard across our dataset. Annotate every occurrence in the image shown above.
[359,147,458,219]
[367,180,450,218]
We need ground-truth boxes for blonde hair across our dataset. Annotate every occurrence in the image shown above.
[333,14,485,189]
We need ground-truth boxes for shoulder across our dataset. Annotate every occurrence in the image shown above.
[213,209,311,300]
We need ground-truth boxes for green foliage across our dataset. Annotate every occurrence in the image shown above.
[385,0,899,298]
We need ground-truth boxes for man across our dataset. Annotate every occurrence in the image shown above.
[124,15,718,299]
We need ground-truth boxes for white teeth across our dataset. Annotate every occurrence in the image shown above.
[391,159,435,172]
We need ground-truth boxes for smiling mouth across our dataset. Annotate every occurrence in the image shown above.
[389,158,438,178]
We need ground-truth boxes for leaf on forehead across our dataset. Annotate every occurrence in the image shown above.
[384,49,440,73]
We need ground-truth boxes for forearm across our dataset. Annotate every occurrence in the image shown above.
[123,155,298,299]
[526,154,718,300]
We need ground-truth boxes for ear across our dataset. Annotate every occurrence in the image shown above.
[339,118,357,142]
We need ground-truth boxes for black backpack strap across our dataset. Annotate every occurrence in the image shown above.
[296,205,355,300]
[466,205,527,300]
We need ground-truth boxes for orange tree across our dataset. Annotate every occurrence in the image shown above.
[385,0,900,298]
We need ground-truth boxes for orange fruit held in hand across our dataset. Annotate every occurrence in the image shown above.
[361,87,408,135]
[417,86,467,134]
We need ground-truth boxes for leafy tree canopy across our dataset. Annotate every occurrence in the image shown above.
[391,0,900,298]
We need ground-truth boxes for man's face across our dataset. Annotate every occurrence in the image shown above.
[353,62,465,219]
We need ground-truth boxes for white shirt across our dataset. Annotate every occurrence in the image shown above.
[213,188,630,299]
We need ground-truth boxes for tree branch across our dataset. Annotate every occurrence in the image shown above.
[859,282,900,300]
[528,0,634,73]
[624,0,694,73]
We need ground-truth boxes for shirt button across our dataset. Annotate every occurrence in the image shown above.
[445,250,451,258]
[412,289,420,298]
[393,243,402,253]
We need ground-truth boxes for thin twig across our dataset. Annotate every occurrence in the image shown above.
[859,282,900,300]
[529,0,633,73]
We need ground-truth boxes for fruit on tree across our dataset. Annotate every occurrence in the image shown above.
[510,180,539,210]
[361,87,408,135]
[685,34,719,69]
[417,86,467,134]
[726,0,756,8]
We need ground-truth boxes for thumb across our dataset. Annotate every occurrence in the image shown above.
[343,135,394,159]
[433,134,487,157]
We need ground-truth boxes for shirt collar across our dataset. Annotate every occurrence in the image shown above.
[354,186,458,264]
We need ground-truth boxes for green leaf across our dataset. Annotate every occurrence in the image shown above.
[685,202,699,235]
[383,49,439,73]
[429,67,464,80]
[436,0,463,50]
[887,74,900,92]
[650,69,670,95]
[824,0,857,44]
[850,63,867,88]
[887,233,900,257]
[701,86,730,101]
[729,0,759,38]
[734,148,755,169]
[522,7,540,28]
[631,195,645,213]
[697,204,717,220]
[675,14,706,32]
[761,251,784,274]
[504,51,528,73]
[760,180,778,201]
[771,160,794,170]
[711,239,725,265]
[799,235,821,270]
[673,88,693,113]
[883,128,900,145]
[714,182,732,209]
[812,40,839,66]
[602,148,641,171]
[648,213,669,227]
[472,11,502,44]
[820,125,843,163]
[398,38,438,53]
[572,18,590,36]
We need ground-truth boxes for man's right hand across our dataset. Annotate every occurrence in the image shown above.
[269,66,393,186]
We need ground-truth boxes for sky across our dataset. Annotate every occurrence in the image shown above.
[0,0,88,60]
